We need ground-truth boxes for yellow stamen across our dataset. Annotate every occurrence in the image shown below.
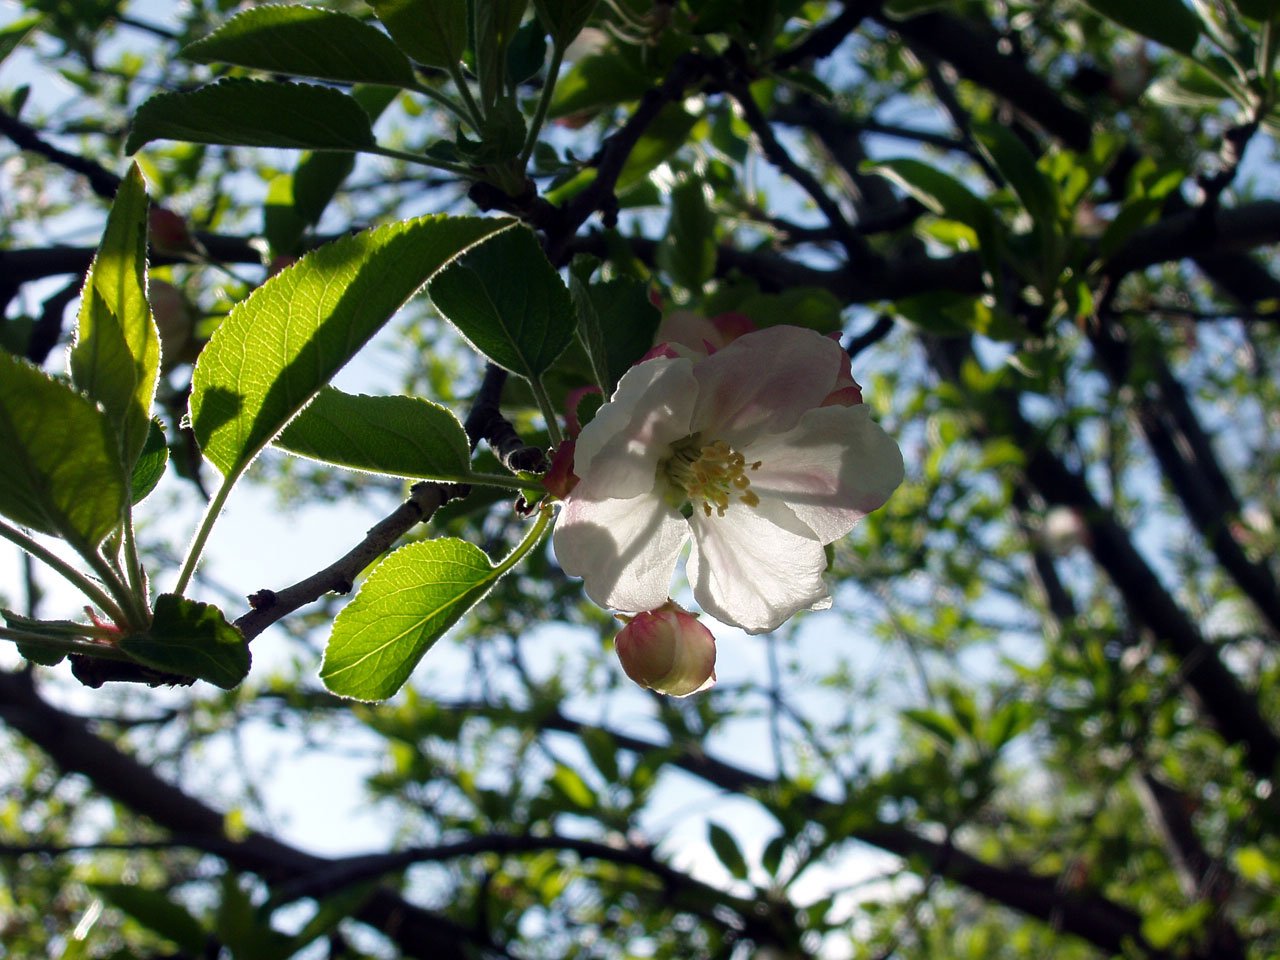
[662,437,762,517]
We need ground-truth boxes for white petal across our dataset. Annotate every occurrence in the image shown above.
[746,404,905,543]
[573,357,697,500]
[552,492,689,613]
[686,498,831,634]
[690,326,843,445]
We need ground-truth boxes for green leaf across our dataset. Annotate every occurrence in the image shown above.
[533,0,598,45]
[93,883,207,955]
[972,122,1058,235]
[117,594,250,689]
[264,85,399,255]
[69,163,159,472]
[657,177,716,291]
[1078,0,1201,55]
[130,418,169,504]
[321,538,505,700]
[550,763,597,809]
[616,104,699,192]
[1233,0,1280,21]
[761,835,786,877]
[365,0,467,69]
[275,388,473,481]
[866,157,997,238]
[189,215,512,480]
[0,15,40,66]
[587,277,660,389]
[569,272,611,393]
[428,226,575,380]
[0,351,126,549]
[549,49,651,118]
[708,823,749,881]
[127,79,376,154]
[902,707,962,747]
[182,6,416,87]
[507,18,548,84]
[474,0,527,109]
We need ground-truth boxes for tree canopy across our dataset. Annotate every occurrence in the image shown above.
[1,0,1279,958]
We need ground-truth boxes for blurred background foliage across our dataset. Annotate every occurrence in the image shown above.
[1,0,1280,957]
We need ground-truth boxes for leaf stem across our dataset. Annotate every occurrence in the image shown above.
[520,41,566,167]
[446,61,486,131]
[370,145,476,177]
[0,520,128,625]
[173,476,235,597]
[0,626,134,661]
[467,472,539,490]
[411,80,476,128]
[83,546,150,629]
[530,375,565,447]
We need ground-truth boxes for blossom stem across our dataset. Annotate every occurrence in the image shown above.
[493,503,554,580]
[530,375,564,446]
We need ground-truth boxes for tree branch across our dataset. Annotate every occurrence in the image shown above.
[0,669,498,960]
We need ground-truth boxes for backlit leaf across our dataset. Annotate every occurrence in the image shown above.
[70,163,159,471]
[189,215,512,480]
[321,538,504,700]
[0,351,126,549]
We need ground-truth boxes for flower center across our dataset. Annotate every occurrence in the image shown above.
[662,435,762,517]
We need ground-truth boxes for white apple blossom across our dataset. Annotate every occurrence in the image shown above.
[552,325,904,634]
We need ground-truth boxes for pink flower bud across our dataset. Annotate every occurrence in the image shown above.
[148,206,196,254]
[614,602,716,697]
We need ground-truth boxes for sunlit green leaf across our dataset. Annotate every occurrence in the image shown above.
[190,215,512,480]
[70,163,158,472]
[92,883,208,955]
[0,351,126,549]
[130,418,168,504]
[321,538,505,700]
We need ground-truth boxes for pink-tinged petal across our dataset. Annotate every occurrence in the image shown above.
[573,356,697,500]
[746,404,904,544]
[690,325,845,445]
[709,311,757,343]
[553,492,688,613]
[654,310,721,356]
[822,354,863,407]
[686,498,832,634]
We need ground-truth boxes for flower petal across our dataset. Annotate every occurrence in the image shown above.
[553,492,688,613]
[573,356,697,500]
[687,498,832,634]
[746,404,905,543]
[690,325,846,445]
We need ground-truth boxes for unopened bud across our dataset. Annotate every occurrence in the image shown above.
[149,206,196,255]
[614,602,716,697]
